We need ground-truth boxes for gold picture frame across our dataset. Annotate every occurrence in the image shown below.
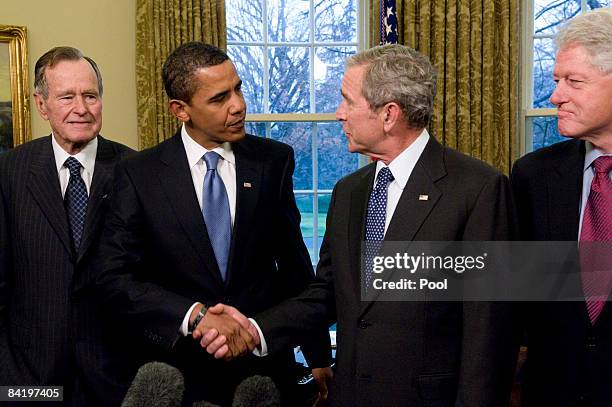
[0,24,30,150]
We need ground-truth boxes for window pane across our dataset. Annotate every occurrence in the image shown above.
[295,193,316,261]
[226,0,264,42]
[588,1,612,9]
[531,116,565,151]
[532,38,556,108]
[315,46,356,113]
[317,122,359,189]
[245,122,267,137]
[268,46,310,113]
[534,0,581,35]
[317,193,332,255]
[267,0,310,43]
[227,46,265,113]
[269,122,313,189]
[315,0,358,42]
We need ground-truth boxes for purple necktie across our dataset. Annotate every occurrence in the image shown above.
[64,157,88,251]
[580,155,612,324]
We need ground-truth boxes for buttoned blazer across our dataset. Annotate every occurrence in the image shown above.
[0,135,133,406]
[511,139,612,407]
[95,131,330,403]
[258,136,519,407]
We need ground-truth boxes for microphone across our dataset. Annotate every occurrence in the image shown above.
[121,361,185,407]
[232,375,280,407]
[190,402,221,407]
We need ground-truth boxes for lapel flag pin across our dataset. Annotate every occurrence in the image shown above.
[419,194,429,201]
[243,182,252,188]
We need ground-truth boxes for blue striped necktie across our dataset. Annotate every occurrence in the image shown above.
[202,152,232,281]
[64,157,88,250]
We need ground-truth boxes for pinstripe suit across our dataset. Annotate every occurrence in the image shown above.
[0,135,133,406]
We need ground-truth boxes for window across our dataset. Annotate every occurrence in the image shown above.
[521,0,611,153]
[226,0,367,262]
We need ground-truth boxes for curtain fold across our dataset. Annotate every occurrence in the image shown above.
[370,0,519,174]
[136,0,226,149]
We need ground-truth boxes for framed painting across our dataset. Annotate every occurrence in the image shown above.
[0,24,30,151]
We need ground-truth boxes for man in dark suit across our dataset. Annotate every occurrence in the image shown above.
[0,47,133,405]
[511,9,612,407]
[95,42,332,406]
[203,44,519,406]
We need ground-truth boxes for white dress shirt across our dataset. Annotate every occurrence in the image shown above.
[51,135,98,197]
[179,124,238,335]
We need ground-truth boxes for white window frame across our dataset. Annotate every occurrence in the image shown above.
[227,0,370,262]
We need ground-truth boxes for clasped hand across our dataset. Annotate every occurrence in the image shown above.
[191,304,260,360]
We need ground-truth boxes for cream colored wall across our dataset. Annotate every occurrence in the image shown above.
[2,0,138,149]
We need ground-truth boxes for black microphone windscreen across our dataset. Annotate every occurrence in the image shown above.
[190,401,222,407]
[121,361,185,407]
[232,375,280,407]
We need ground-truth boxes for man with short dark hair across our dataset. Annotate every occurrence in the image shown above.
[0,46,133,406]
[95,42,332,406]
[512,9,612,407]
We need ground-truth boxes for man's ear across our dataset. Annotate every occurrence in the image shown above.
[382,102,402,132]
[169,99,191,123]
[33,93,49,121]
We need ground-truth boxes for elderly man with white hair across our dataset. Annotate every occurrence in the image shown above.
[512,8,612,407]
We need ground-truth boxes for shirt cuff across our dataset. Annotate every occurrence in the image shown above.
[249,318,268,357]
[180,302,200,336]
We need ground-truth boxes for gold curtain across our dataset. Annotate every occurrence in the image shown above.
[136,0,226,149]
[368,0,519,174]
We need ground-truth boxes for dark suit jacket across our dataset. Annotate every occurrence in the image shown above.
[0,135,133,406]
[95,132,331,405]
[511,139,612,407]
[258,137,519,407]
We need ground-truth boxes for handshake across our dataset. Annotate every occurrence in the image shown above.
[191,304,259,360]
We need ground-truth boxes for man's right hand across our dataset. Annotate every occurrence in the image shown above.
[191,304,257,360]
[193,303,260,360]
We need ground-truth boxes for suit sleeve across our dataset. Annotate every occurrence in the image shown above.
[457,173,521,407]
[273,147,332,368]
[94,160,193,350]
[256,180,338,357]
[0,156,10,329]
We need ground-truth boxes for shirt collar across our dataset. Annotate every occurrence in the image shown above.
[583,141,611,173]
[375,129,430,189]
[51,134,98,174]
[180,124,234,168]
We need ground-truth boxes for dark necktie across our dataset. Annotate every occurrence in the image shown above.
[64,157,88,251]
[364,167,394,290]
[202,152,232,281]
[580,155,612,324]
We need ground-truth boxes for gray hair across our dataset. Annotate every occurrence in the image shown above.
[34,46,103,99]
[556,8,612,73]
[347,44,437,129]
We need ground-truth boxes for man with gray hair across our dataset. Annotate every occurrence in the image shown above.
[0,46,133,405]
[201,44,519,406]
[512,8,612,407]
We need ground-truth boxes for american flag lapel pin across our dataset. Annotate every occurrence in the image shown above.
[243,182,252,188]
[419,194,429,201]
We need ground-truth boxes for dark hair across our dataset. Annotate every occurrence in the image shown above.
[162,42,230,102]
[34,46,103,99]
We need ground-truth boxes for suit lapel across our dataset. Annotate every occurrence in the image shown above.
[26,136,73,257]
[227,139,263,285]
[158,134,224,285]
[359,137,446,315]
[78,136,113,261]
[349,165,375,305]
[547,140,584,241]
[548,140,590,322]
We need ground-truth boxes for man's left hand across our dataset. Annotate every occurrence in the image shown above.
[311,366,333,407]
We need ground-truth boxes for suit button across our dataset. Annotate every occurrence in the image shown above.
[358,319,369,329]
